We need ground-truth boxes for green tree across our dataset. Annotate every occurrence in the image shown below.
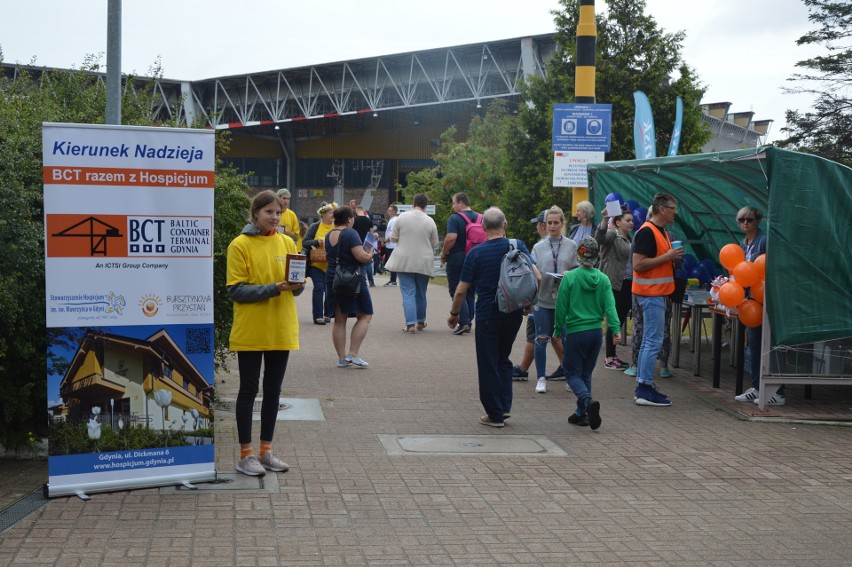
[776,0,852,167]
[0,53,249,448]
[503,0,710,242]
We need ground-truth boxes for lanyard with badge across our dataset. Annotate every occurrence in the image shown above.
[549,237,563,300]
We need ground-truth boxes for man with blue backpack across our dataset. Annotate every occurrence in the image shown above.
[447,207,539,428]
[439,192,486,335]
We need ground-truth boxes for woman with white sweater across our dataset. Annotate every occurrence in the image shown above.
[385,193,440,333]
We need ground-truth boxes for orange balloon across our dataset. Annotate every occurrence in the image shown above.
[753,253,766,279]
[719,244,745,271]
[751,280,765,303]
[732,261,760,288]
[719,281,745,308]
[738,299,763,328]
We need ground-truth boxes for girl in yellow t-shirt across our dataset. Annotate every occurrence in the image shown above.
[226,190,304,477]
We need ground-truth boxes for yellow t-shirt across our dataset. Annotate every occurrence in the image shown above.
[279,208,302,251]
[227,232,300,351]
[311,222,334,272]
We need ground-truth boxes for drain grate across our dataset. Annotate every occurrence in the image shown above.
[0,487,48,534]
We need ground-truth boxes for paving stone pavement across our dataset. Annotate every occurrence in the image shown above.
[2,273,852,566]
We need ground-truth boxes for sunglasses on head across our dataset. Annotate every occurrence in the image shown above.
[738,217,755,223]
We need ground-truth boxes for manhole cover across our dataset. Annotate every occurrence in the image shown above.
[377,435,568,456]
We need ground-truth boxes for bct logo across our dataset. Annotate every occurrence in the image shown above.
[586,119,603,135]
[561,119,577,135]
[129,217,166,254]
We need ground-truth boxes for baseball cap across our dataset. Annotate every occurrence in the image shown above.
[576,236,600,267]
[530,210,548,224]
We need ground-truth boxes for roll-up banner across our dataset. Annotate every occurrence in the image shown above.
[43,123,217,498]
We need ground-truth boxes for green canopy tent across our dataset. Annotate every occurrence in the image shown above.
[587,146,852,348]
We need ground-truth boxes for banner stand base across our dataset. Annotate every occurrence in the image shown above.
[47,469,217,499]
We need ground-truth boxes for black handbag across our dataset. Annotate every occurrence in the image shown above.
[333,263,361,297]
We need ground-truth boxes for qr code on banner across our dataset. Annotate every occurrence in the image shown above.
[186,327,212,354]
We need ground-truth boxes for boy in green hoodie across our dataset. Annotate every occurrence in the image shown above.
[554,236,621,430]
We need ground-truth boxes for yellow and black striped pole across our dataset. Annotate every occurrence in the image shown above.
[572,0,596,209]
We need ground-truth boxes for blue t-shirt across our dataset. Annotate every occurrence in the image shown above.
[740,229,767,262]
[446,210,479,266]
[460,237,533,320]
[325,227,362,273]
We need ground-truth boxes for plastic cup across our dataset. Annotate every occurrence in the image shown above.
[672,241,682,249]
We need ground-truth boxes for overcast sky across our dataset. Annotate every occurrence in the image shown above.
[1,0,820,142]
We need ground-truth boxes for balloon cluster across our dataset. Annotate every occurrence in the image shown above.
[605,192,646,225]
[709,243,766,328]
[677,254,720,286]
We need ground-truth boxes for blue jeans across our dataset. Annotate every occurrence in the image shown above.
[398,272,430,325]
[533,306,555,378]
[309,265,331,319]
[474,312,524,422]
[446,262,474,326]
[563,328,602,415]
[636,295,666,385]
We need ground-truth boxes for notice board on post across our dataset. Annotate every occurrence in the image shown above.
[43,123,217,498]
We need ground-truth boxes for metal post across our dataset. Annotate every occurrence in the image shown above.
[572,0,596,210]
[106,0,122,125]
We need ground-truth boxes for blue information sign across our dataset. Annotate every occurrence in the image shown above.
[552,103,612,152]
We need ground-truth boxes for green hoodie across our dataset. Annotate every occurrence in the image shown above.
[553,266,620,337]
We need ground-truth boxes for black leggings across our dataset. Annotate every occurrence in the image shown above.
[236,351,290,445]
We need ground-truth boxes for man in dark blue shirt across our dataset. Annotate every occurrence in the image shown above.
[447,207,538,427]
[439,192,479,335]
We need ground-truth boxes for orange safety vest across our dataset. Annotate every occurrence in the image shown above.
[632,222,675,296]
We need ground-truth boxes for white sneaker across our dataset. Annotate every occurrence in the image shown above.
[734,387,758,402]
[535,377,546,394]
[236,454,266,476]
[258,451,289,472]
[755,392,786,406]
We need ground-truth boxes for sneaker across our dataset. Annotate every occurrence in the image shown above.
[735,387,758,402]
[588,400,602,430]
[479,415,504,428]
[258,451,289,472]
[235,454,266,476]
[314,318,326,325]
[345,354,369,368]
[624,366,637,377]
[546,366,565,380]
[659,368,672,378]
[512,364,529,380]
[535,377,547,393]
[603,359,622,370]
[337,359,352,368]
[634,383,672,407]
[323,316,331,322]
[612,357,630,370]
[568,412,589,426]
[754,392,786,406]
[383,281,397,287]
[453,323,471,335]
